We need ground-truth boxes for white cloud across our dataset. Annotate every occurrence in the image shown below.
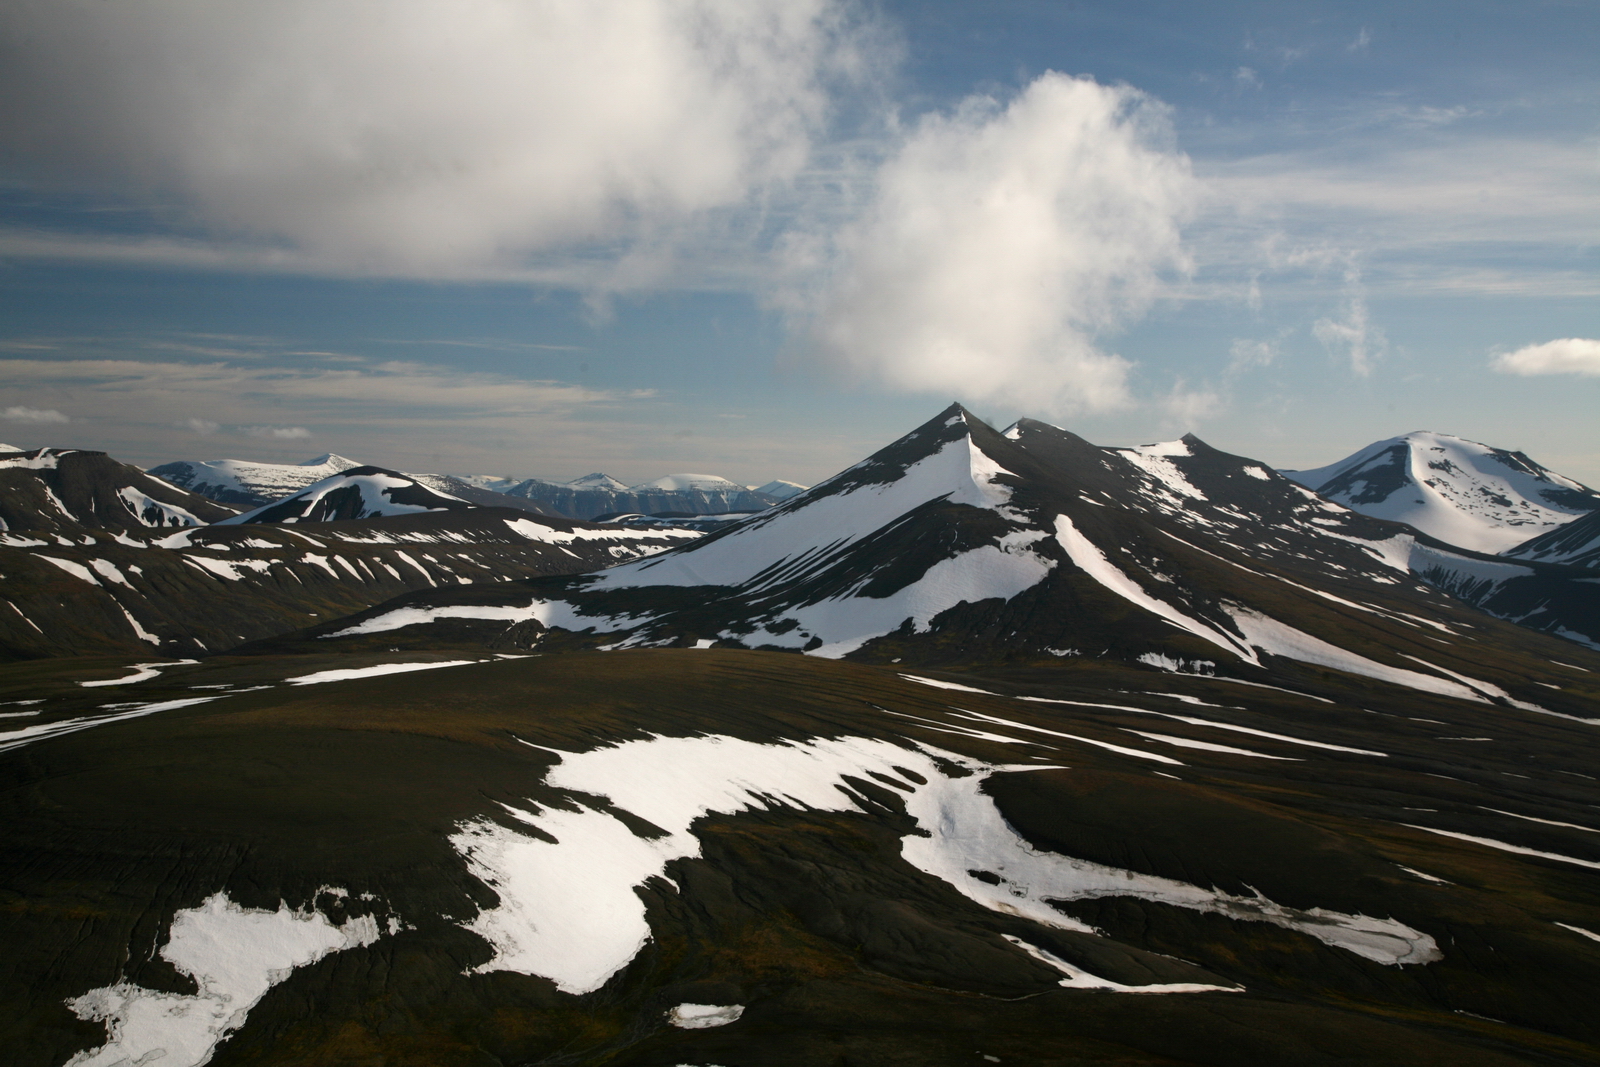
[1493,338,1600,377]
[179,417,219,435]
[1161,381,1222,427]
[3,405,69,423]
[243,426,312,440]
[1228,336,1281,373]
[0,0,867,281]
[1312,269,1383,376]
[792,72,1195,416]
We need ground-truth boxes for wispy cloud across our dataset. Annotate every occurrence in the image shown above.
[243,425,311,440]
[2,405,69,423]
[177,417,219,435]
[1312,268,1382,376]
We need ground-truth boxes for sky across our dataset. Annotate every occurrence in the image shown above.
[0,0,1596,488]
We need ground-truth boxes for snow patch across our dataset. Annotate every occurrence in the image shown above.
[451,733,1438,998]
[286,660,480,685]
[64,891,380,1067]
[666,1003,745,1029]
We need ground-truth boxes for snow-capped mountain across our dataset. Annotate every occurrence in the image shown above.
[218,466,480,525]
[148,452,364,507]
[0,448,239,534]
[0,502,700,660]
[752,478,809,500]
[1283,431,1600,554]
[311,405,1599,668]
[505,471,784,520]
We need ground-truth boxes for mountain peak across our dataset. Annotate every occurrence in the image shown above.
[301,452,362,469]
[1284,431,1600,554]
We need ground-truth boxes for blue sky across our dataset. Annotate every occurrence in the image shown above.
[0,0,1595,487]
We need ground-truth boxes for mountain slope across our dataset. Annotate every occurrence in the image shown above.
[0,447,240,534]
[0,508,699,659]
[1503,509,1600,570]
[1283,431,1600,554]
[3,646,1598,1065]
[148,452,364,507]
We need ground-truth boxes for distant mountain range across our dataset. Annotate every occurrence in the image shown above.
[150,454,811,519]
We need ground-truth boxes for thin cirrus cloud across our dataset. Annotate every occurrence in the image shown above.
[243,426,312,441]
[789,73,1197,418]
[0,357,651,426]
[1492,338,1600,377]
[0,0,868,280]
[3,406,70,424]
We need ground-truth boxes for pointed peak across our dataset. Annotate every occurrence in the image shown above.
[301,452,361,469]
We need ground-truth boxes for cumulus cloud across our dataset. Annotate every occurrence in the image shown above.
[0,0,865,279]
[1492,338,1600,377]
[3,405,69,423]
[178,417,220,435]
[243,426,312,440]
[792,72,1195,416]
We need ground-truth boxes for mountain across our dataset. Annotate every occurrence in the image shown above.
[1283,431,1600,554]
[1504,509,1600,570]
[506,471,784,520]
[5,407,1600,1065]
[0,447,240,534]
[752,478,809,500]
[277,407,1596,671]
[218,466,483,524]
[0,506,700,660]
[148,452,364,507]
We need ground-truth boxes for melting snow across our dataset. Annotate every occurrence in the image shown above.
[1401,825,1600,871]
[1002,935,1238,994]
[286,660,481,685]
[1053,515,1252,662]
[666,1003,745,1029]
[900,674,999,695]
[65,892,380,1067]
[1121,729,1300,761]
[80,660,198,688]
[1556,923,1600,944]
[1224,607,1484,702]
[452,733,1439,996]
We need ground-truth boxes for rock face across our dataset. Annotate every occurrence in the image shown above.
[0,447,239,534]
[1283,431,1600,554]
